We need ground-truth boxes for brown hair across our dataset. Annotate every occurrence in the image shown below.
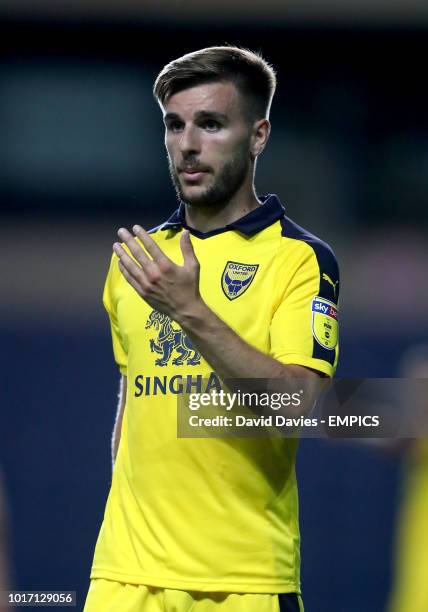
[153,45,277,121]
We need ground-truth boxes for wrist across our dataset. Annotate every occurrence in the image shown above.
[176,298,211,332]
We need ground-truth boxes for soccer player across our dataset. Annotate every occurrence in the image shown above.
[84,46,339,612]
[387,346,428,612]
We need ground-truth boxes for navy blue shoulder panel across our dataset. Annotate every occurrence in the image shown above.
[280,215,340,366]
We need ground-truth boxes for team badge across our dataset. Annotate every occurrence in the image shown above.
[311,296,338,350]
[221,261,259,301]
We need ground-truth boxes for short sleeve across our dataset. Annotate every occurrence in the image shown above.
[270,241,339,377]
[103,254,128,376]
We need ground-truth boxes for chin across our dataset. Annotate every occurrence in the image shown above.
[182,196,216,209]
[180,188,213,208]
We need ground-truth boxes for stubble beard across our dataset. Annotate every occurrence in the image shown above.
[168,148,250,209]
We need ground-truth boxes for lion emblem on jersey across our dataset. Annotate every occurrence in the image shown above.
[221,261,259,300]
[145,310,201,367]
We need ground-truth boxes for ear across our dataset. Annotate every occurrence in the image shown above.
[250,118,271,158]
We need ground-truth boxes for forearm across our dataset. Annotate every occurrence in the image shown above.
[177,301,322,419]
[178,300,303,381]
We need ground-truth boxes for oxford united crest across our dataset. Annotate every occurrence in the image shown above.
[221,261,259,301]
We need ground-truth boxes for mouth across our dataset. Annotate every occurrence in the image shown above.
[181,170,206,182]
[179,166,209,183]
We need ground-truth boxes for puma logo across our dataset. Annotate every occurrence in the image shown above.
[322,273,339,298]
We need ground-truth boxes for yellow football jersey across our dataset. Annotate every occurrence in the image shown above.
[388,440,428,612]
[90,194,339,593]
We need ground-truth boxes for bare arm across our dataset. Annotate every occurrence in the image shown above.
[114,228,322,383]
[180,301,319,382]
[179,302,323,418]
[113,228,322,411]
[112,375,127,470]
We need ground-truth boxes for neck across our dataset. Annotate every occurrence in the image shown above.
[184,185,261,234]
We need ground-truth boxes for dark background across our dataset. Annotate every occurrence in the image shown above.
[1,4,427,611]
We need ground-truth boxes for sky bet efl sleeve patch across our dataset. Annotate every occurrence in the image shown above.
[311,296,338,350]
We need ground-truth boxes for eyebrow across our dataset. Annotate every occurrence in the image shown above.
[163,111,229,124]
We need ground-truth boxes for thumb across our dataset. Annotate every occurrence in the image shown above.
[180,230,199,266]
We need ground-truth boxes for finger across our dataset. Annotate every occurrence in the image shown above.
[114,239,162,285]
[133,225,171,264]
[118,226,161,282]
[117,227,152,267]
[113,242,148,281]
[180,230,199,266]
[118,259,149,296]
[118,227,152,266]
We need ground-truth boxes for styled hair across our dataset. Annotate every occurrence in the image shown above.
[153,45,277,121]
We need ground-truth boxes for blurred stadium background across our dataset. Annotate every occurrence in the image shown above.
[1,1,427,610]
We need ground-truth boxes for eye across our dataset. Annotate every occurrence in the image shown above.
[202,120,220,132]
[167,121,184,133]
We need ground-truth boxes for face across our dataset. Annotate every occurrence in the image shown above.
[162,81,255,208]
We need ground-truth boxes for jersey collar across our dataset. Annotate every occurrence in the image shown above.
[160,194,285,238]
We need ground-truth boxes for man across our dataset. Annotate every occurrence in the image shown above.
[386,346,428,612]
[84,46,339,612]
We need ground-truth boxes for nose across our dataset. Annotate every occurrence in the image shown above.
[179,125,201,156]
